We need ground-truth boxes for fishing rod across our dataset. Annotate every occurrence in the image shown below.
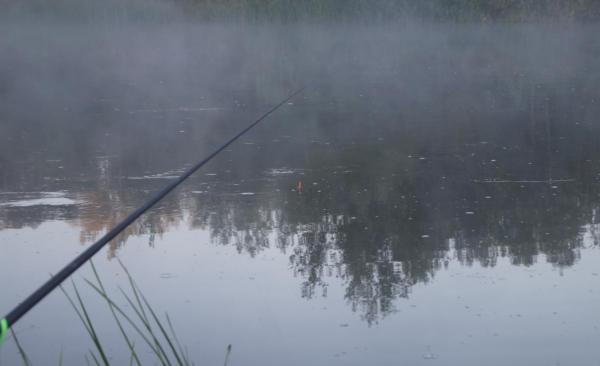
[0,87,304,346]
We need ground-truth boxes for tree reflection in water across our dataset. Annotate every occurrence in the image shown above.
[2,26,600,323]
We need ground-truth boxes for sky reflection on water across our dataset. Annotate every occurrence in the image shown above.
[1,22,600,365]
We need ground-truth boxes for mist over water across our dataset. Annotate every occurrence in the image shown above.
[1,8,600,366]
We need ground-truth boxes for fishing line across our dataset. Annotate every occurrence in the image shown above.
[0,87,304,345]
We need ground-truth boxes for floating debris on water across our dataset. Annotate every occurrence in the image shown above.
[422,353,437,360]
[0,192,79,207]
[127,170,184,180]
[267,168,297,175]
[474,179,575,184]
[128,175,179,180]
[129,107,223,113]
[1,197,79,207]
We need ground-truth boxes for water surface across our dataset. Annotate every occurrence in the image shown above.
[1,23,600,365]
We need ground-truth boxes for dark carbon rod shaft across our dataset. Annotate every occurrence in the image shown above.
[0,88,304,341]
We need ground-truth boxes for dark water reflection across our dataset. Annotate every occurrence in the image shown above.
[1,22,600,363]
[3,78,600,319]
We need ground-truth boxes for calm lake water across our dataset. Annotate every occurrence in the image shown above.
[1,22,600,365]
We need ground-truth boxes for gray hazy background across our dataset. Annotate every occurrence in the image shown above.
[2,3,600,365]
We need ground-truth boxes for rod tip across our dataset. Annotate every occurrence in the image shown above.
[0,318,8,346]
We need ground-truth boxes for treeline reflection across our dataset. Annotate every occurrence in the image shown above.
[3,76,600,323]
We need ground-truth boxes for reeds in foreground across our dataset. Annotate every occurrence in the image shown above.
[6,261,231,365]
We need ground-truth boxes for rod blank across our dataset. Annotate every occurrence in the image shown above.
[0,87,304,342]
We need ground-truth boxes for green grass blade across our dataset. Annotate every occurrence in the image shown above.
[138,292,185,366]
[118,260,148,323]
[59,284,93,336]
[118,287,172,366]
[89,350,101,366]
[58,262,199,366]
[89,262,142,366]
[118,261,171,365]
[129,342,136,366]
[224,344,232,366]
[10,328,31,366]
[117,261,173,364]
[71,282,110,366]
[166,314,190,366]
[84,280,167,365]
[186,348,193,366]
